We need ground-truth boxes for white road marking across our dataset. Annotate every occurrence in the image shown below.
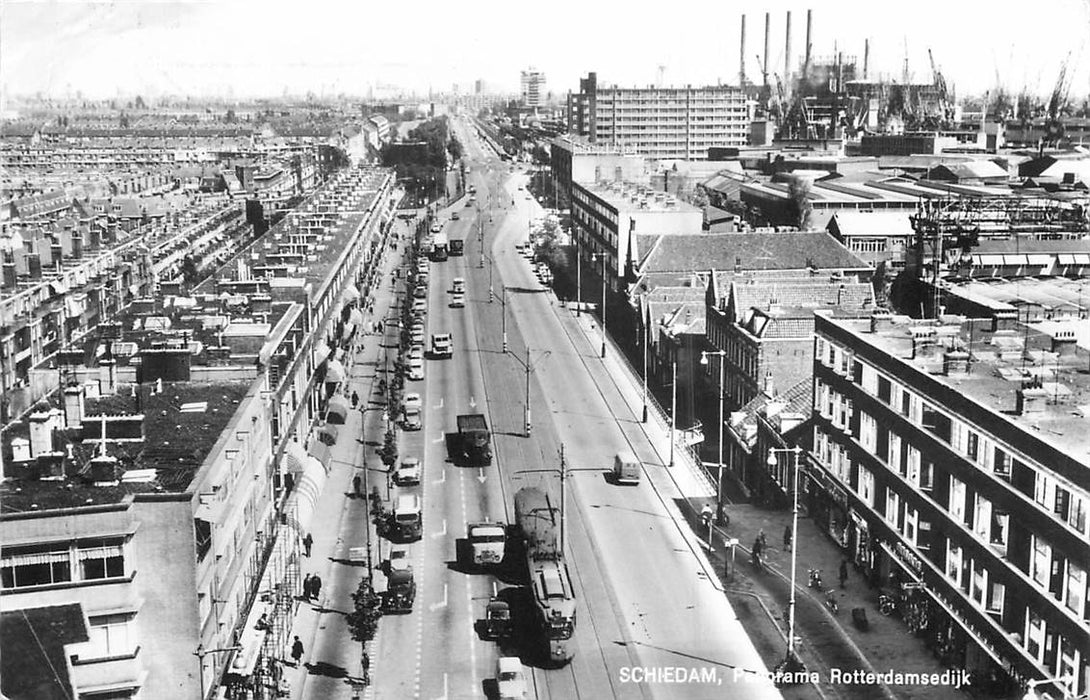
[430,583,448,611]
[432,672,448,700]
[492,581,499,597]
[432,518,447,538]
[433,430,444,444]
[468,396,476,409]
[433,397,444,409]
[477,468,487,484]
[434,468,446,485]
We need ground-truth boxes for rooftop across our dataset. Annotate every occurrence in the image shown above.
[830,313,1090,462]
[1,605,88,700]
[580,181,699,214]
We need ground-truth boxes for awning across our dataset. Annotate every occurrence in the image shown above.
[327,396,350,425]
[341,321,357,340]
[313,343,331,368]
[1026,254,1052,265]
[49,280,68,295]
[341,285,361,304]
[228,625,267,677]
[1059,254,1077,265]
[976,254,1005,266]
[1001,254,1027,265]
[1076,254,1090,265]
[317,423,339,446]
[349,308,364,327]
[283,454,327,533]
[282,440,308,474]
[325,358,345,384]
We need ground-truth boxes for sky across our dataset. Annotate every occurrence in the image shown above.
[2,0,1089,101]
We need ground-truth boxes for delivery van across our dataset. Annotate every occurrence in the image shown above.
[613,450,641,485]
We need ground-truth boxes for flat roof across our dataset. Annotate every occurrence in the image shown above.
[831,314,1090,461]
[579,181,700,214]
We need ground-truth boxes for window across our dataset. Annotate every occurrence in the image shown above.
[860,412,877,451]
[77,613,137,661]
[1032,536,1051,588]
[993,447,1012,478]
[858,467,875,507]
[1,545,71,588]
[947,543,963,585]
[973,495,991,540]
[78,541,125,581]
[1026,612,1045,662]
[885,487,901,526]
[1035,472,1055,508]
[949,476,966,520]
[1066,562,1086,617]
[967,432,980,462]
[904,507,918,545]
[920,460,933,491]
[1069,494,1088,536]
[987,581,1005,614]
[888,433,902,473]
[971,562,987,606]
[1054,487,1070,521]
[921,404,952,443]
[990,511,1009,550]
[877,376,891,403]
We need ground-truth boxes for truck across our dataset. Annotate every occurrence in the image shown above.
[449,238,465,256]
[430,332,453,359]
[466,521,507,566]
[431,231,449,261]
[456,414,492,466]
[514,487,576,666]
[612,450,641,485]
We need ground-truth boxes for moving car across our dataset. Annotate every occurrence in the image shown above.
[449,291,465,308]
[430,333,453,359]
[451,211,460,220]
[496,657,527,700]
[451,277,466,294]
[394,458,421,485]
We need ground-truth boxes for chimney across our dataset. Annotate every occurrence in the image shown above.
[804,9,812,73]
[99,358,118,395]
[63,385,85,429]
[1051,329,1078,357]
[869,310,894,333]
[28,411,54,457]
[943,350,970,376]
[763,13,771,86]
[784,11,792,84]
[1016,387,1047,416]
[739,15,747,86]
[89,454,120,487]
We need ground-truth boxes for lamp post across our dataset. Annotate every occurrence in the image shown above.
[501,287,508,353]
[767,446,804,673]
[669,359,677,467]
[641,319,649,423]
[486,255,494,303]
[590,252,607,358]
[700,350,727,524]
[194,644,242,700]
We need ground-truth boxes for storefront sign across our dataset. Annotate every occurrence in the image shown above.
[893,542,924,578]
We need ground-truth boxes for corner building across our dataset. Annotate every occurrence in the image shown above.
[810,311,1089,697]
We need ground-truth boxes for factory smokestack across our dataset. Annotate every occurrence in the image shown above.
[763,13,771,86]
[863,38,870,80]
[805,9,812,72]
[739,15,747,86]
[784,11,792,84]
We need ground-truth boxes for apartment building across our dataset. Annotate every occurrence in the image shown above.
[520,68,547,108]
[0,165,399,700]
[811,311,1089,697]
[568,72,750,160]
[571,179,701,291]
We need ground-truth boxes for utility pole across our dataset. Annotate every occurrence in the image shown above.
[669,360,677,467]
[525,346,531,436]
[502,287,508,353]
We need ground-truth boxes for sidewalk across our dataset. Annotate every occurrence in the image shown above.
[282,222,410,700]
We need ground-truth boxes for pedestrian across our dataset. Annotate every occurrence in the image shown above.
[302,533,313,557]
[758,529,768,551]
[783,524,792,551]
[700,503,713,527]
[377,321,383,334]
[752,535,763,561]
[310,574,322,602]
[351,390,359,408]
[302,573,312,600]
[291,636,304,666]
[839,559,849,589]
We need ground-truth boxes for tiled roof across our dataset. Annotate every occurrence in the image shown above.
[730,277,874,320]
[1,604,88,700]
[929,160,1008,180]
[635,231,865,277]
[728,378,813,447]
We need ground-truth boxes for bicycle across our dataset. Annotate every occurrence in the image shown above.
[878,593,897,616]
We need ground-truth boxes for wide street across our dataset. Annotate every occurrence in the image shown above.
[302,117,782,700]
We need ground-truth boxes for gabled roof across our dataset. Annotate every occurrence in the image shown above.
[927,160,1008,181]
[726,378,813,449]
[827,211,914,238]
[1,605,88,700]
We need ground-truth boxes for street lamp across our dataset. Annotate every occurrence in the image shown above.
[485,255,494,303]
[501,286,508,353]
[590,252,607,358]
[1021,676,1078,700]
[767,446,805,674]
[669,359,677,467]
[700,350,727,525]
[194,644,242,700]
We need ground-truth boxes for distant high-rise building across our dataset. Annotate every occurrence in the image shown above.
[520,68,546,108]
[474,79,487,95]
[568,71,750,160]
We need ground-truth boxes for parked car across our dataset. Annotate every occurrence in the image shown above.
[403,392,422,412]
[407,357,424,381]
[412,298,427,314]
[451,211,460,220]
[402,405,423,431]
[394,457,421,485]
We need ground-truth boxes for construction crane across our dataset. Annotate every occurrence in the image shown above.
[928,48,952,125]
[1044,54,1072,148]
